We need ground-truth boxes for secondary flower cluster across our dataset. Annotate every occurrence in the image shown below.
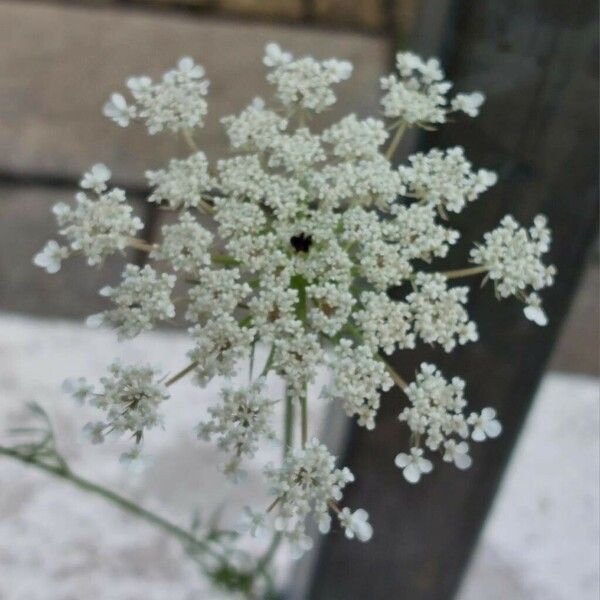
[395,363,501,483]
[65,362,169,452]
[37,43,555,563]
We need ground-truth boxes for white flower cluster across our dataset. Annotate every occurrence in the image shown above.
[324,340,394,430]
[151,213,213,274]
[396,363,501,483]
[103,57,209,133]
[399,147,498,214]
[88,264,175,339]
[263,438,371,558]
[146,151,215,209]
[321,114,388,160]
[64,362,169,452]
[34,45,555,563]
[33,164,142,270]
[263,42,352,113]
[470,215,556,325]
[197,378,275,478]
[222,97,287,152]
[380,52,484,126]
[407,273,478,352]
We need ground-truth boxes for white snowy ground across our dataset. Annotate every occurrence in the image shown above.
[0,312,598,599]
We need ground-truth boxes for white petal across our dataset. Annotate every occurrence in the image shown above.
[481,407,496,421]
[485,420,502,438]
[524,305,548,326]
[403,463,421,484]
[394,453,410,468]
[454,453,472,470]
[354,520,373,542]
[417,457,433,474]
[85,313,104,329]
[471,427,486,442]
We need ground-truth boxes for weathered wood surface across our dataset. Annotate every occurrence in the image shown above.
[21,0,416,32]
[307,1,599,599]
[0,2,387,188]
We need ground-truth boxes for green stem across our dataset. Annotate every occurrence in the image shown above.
[300,389,308,447]
[254,532,283,575]
[442,265,488,279]
[282,390,294,460]
[165,361,198,387]
[0,446,220,560]
[182,129,199,152]
[384,121,407,160]
[259,345,275,378]
[254,387,294,579]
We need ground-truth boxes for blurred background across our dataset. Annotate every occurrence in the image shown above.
[0,1,598,599]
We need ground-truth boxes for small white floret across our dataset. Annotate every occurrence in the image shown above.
[33,240,68,274]
[394,448,433,484]
[103,93,135,127]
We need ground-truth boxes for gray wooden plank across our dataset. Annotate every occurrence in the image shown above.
[0,1,387,187]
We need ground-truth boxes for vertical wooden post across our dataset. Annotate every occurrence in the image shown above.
[306,1,598,599]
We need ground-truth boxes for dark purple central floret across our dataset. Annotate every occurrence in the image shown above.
[290,233,313,253]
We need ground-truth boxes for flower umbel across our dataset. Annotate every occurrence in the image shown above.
[32,44,555,582]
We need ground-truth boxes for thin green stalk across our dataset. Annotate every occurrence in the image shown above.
[384,121,407,160]
[254,387,294,579]
[442,265,488,279]
[299,390,308,447]
[0,446,220,560]
[254,532,283,575]
[259,345,275,378]
[165,361,198,387]
[282,390,294,460]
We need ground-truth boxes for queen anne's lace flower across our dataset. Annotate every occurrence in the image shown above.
[523,292,549,326]
[33,240,69,274]
[322,115,388,160]
[399,147,497,215]
[146,152,215,209]
[380,52,484,127]
[186,268,251,322]
[325,339,394,430]
[89,265,175,339]
[385,203,460,261]
[268,127,325,174]
[36,44,554,568]
[396,363,500,483]
[451,92,485,117]
[394,448,433,484]
[42,165,143,267]
[151,213,213,273]
[263,438,363,557]
[354,291,414,355]
[468,407,502,441]
[470,215,556,320]
[407,273,478,352]
[197,378,275,477]
[307,282,355,337]
[264,43,352,114]
[188,316,256,386]
[103,93,136,127]
[74,362,169,451]
[107,57,209,134]
[337,508,373,542]
[80,163,111,193]
[222,97,287,152]
[272,324,324,397]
